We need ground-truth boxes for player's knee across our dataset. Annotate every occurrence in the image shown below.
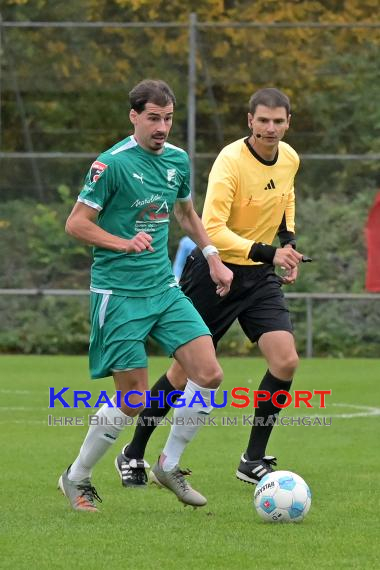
[118,390,146,416]
[167,363,187,390]
[196,361,223,388]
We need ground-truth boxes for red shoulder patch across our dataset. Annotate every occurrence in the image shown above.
[90,161,108,183]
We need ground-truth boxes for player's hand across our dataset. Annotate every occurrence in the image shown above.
[208,256,234,297]
[123,232,154,253]
[273,247,303,270]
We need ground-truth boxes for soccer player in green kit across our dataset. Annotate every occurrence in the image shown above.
[58,79,233,512]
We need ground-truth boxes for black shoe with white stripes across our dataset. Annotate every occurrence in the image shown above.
[115,445,150,488]
[236,454,277,485]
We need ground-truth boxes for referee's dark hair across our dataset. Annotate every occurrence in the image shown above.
[249,88,291,117]
[129,79,176,113]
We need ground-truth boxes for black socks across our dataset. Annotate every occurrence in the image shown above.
[246,370,292,461]
[125,374,178,459]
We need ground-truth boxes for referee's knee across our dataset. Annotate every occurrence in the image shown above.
[278,352,299,378]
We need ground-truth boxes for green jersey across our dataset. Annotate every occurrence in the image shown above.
[78,135,191,296]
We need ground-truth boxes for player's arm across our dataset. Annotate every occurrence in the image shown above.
[65,202,153,253]
[173,199,233,296]
[173,237,193,281]
[173,199,211,251]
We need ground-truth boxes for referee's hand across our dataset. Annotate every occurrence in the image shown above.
[273,246,303,270]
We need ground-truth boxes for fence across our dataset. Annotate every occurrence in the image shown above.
[0,289,379,358]
[1,15,379,200]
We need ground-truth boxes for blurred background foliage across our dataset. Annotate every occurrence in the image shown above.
[0,0,379,355]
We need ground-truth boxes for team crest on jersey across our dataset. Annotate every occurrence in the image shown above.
[90,161,108,184]
[167,168,177,187]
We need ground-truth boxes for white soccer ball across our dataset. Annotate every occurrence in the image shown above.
[253,470,312,523]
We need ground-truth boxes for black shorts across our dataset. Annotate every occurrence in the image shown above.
[179,248,293,347]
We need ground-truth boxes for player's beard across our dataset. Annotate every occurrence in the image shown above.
[151,133,166,151]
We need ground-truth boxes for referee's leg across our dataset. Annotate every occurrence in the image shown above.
[259,330,299,381]
[235,330,299,484]
[249,329,299,460]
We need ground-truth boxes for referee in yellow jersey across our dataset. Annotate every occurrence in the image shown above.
[115,88,305,490]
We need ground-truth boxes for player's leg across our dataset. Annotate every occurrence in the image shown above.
[150,334,222,506]
[160,334,222,466]
[148,286,223,506]
[59,367,148,511]
[71,368,148,483]
[115,361,187,487]
[236,268,298,484]
[59,293,150,510]
[124,361,187,462]
[116,251,239,486]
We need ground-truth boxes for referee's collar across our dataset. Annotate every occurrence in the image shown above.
[244,137,279,166]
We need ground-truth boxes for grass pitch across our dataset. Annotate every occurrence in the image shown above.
[0,356,379,569]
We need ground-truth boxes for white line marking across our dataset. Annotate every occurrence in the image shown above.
[298,403,380,419]
[0,389,32,394]
[0,420,46,425]
[1,403,379,422]
[0,406,47,411]
[329,403,380,418]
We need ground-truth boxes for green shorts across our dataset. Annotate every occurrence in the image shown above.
[89,286,211,379]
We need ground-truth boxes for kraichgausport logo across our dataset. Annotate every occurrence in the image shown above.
[48,388,332,409]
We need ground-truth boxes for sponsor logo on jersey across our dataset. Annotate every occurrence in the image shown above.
[132,194,170,233]
[153,200,169,219]
[137,201,170,223]
[90,161,108,184]
[131,194,163,208]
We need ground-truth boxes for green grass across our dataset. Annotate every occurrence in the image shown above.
[1,356,379,569]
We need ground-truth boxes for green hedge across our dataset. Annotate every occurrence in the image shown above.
[0,295,379,357]
[0,186,379,357]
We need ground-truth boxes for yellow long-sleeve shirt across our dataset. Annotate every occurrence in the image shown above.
[202,138,300,265]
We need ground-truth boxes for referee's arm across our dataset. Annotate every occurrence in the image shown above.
[277,186,296,248]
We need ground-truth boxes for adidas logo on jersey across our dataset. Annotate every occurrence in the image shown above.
[264,179,276,190]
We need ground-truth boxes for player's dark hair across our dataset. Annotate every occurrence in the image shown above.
[249,88,291,117]
[129,79,176,113]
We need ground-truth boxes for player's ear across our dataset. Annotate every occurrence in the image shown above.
[285,113,291,130]
[247,112,253,130]
[129,109,138,125]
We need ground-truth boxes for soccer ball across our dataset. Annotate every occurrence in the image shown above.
[253,471,311,523]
